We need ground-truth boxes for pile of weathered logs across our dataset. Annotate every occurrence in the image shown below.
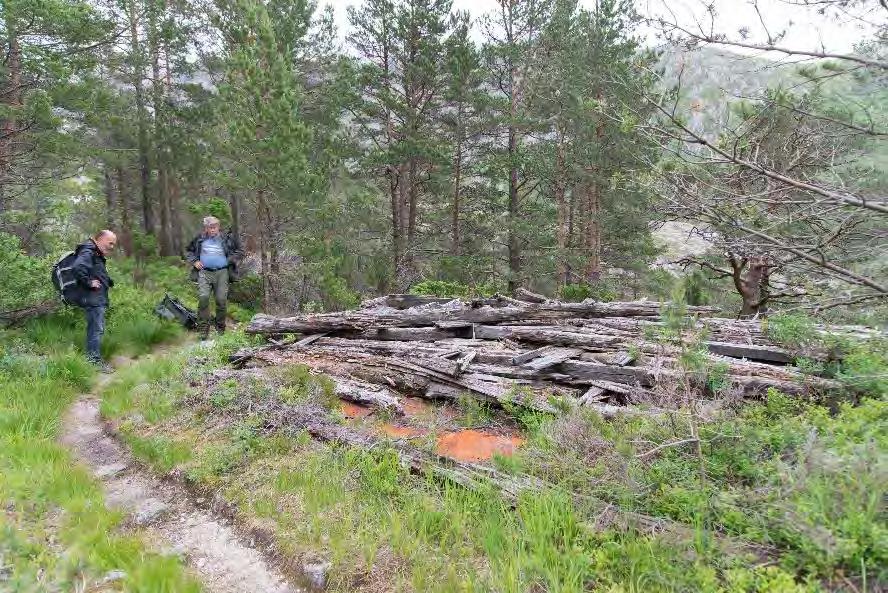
[238,292,874,415]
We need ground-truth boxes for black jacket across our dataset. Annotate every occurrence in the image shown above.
[185,230,244,282]
[71,239,114,307]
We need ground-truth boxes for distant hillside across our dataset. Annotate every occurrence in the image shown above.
[657,47,791,136]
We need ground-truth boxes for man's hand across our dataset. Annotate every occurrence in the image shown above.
[193,261,204,270]
[90,279,101,289]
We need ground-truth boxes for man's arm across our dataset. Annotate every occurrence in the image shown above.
[228,233,245,264]
[185,236,199,265]
[72,247,99,288]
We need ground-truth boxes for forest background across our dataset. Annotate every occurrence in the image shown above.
[1,0,886,322]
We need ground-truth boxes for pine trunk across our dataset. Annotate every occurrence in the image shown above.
[554,130,568,290]
[584,181,601,283]
[103,166,117,229]
[451,102,463,256]
[0,31,23,216]
[169,173,183,255]
[257,188,274,310]
[128,0,154,236]
[507,125,520,292]
[116,167,134,255]
[162,23,182,256]
[150,5,172,256]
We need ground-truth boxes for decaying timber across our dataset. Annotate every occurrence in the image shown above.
[240,293,877,417]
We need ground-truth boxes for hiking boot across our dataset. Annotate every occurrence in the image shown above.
[88,357,114,374]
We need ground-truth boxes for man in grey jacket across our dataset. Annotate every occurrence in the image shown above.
[185,216,244,339]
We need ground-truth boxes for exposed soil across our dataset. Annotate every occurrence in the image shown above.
[62,395,305,593]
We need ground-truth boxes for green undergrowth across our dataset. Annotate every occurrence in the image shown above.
[510,391,886,585]
[97,331,887,593]
[0,260,203,591]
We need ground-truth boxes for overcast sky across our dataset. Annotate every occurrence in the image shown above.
[321,0,883,55]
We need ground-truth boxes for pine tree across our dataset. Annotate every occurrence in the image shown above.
[215,0,337,309]
[481,0,554,292]
[348,0,453,289]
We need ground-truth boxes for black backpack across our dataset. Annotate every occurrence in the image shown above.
[154,293,198,329]
[50,248,81,305]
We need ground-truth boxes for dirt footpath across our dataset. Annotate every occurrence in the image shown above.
[62,395,303,593]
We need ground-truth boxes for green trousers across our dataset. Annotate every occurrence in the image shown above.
[197,268,229,331]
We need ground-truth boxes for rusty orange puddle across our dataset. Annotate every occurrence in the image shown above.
[435,430,524,463]
[340,401,373,419]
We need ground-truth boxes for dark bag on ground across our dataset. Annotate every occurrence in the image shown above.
[155,293,198,329]
[51,249,80,305]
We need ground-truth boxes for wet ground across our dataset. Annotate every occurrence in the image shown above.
[339,397,525,463]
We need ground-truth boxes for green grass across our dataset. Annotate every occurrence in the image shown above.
[0,257,203,591]
[0,352,201,592]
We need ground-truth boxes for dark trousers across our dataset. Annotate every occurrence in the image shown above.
[84,305,106,361]
[198,268,229,331]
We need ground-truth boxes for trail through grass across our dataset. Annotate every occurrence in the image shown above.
[0,259,204,592]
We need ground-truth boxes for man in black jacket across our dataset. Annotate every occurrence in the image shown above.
[185,216,244,339]
[72,230,117,372]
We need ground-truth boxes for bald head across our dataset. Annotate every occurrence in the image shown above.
[93,230,117,255]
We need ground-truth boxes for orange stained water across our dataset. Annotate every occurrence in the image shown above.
[340,401,373,419]
[435,430,525,463]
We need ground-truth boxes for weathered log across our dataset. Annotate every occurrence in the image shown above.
[351,326,460,342]
[559,360,656,387]
[361,294,457,310]
[473,325,623,349]
[246,300,718,335]
[0,299,60,327]
[514,288,550,303]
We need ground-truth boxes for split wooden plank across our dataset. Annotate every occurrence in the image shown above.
[521,347,584,372]
[577,385,607,405]
[411,356,461,377]
[457,351,477,374]
[511,345,558,365]
[328,375,404,415]
[704,341,795,364]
